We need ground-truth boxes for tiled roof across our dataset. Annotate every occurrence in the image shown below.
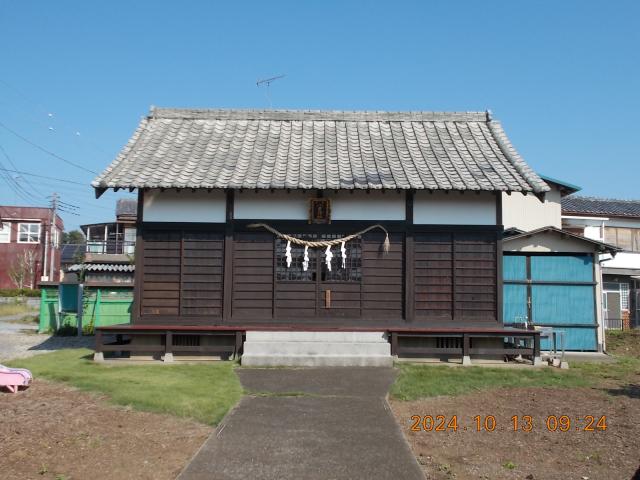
[562,196,640,218]
[93,108,549,194]
[67,263,135,273]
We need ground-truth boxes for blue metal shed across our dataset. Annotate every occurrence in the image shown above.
[503,253,597,350]
[502,226,619,352]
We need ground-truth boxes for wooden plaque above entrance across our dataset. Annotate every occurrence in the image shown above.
[309,198,331,224]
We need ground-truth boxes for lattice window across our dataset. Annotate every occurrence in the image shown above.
[276,236,317,281]
[173,335,200,347]
[275,234,362,282]
[321,235,362,282]
[620,283,630,310]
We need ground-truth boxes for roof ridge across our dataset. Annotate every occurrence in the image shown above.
[564,195,640,204]
[148,108,489,123]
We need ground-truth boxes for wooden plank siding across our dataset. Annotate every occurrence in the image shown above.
[361,232,404,320]
[134,218,501,328]
[139,228,224,324]
[232,232,274,319]
[414,230,498,324]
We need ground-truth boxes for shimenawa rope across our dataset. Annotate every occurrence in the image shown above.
[247,223,390,253]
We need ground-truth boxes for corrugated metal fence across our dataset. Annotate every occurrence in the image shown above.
[503,254,598,351]
[39,285,133,333]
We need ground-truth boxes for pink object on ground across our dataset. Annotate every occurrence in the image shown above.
[0,364,32,393]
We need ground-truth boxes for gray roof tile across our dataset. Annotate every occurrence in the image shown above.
[92,108,549,194]
[562,196,640,218]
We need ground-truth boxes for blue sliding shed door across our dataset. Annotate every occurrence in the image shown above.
[503,254,597,351]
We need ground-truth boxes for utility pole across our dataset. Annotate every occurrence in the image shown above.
[49,193,58,281]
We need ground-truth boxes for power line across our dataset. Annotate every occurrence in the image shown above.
[0,167,89,185]
[0,120,98,175]
[0,142,46,197]
[0,168,38,205]
[0,161,42,202]
[0,154,43,204]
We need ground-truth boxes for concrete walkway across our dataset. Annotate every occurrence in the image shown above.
[0,313,95,362]
[178,367,424,480]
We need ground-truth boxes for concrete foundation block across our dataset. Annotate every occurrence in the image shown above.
[241,354,393,368]
[163,353,175,363]
[240,331,393,367]
[560,361,570,369]
[243,340,390,357]
[533,356,544,366]
[462,355,472,366]
[93,352,104,363]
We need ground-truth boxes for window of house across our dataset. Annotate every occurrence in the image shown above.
[0,222,10,243]
[18,223,41,243]
[604,227,640,252]
[620,283,630,310]
[124,227,136,254]
[604,282,631,310]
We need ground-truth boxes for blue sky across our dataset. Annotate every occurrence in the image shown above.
[0,1,638,230]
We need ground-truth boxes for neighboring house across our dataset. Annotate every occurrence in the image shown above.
[60,243,85,273]
[90,108,552,364]
[562,196,640,329]
[82,198,137,258]
[66,198,137,285]
[502,178,617,352]
[0,205,64,288]
[502,175,581,231]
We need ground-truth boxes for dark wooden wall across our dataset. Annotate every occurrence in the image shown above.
[139,227,224,324]
[232,232,274,319]
[133,189,502,328]
[414,230,498,324]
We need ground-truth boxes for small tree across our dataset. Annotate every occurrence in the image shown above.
[9,248,38,290]
[62,230,85,244]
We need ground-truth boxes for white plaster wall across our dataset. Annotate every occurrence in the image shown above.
[414,191,496,225]
[583,225,604,241]
[603,218,640,228]
[502,188,561,230]
[327,191,405,220]
[235,191,309,220]
[143,189,226,222]
[599,252,640,270]
[234,190,405,220]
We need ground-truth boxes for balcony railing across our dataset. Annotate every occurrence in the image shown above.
[86,240,136,255]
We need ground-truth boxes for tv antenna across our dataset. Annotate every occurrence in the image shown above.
[256,74,286,108]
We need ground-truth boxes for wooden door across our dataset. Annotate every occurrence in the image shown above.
[272,234,364,320]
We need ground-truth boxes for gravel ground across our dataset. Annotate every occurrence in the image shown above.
[0,314,95,362]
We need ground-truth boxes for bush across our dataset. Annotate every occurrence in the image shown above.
[0,288,41,297]
[56,325,79,336]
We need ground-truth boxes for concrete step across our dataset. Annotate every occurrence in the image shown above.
[241,331,393,367]
[245,331,388,343]
[241,354,393,367]
[243,340,390,356]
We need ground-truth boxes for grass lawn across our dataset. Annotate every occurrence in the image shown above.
[0,302,37,316]
[8,349,242,425]
[606,329,640,357]
[391,356,640,401]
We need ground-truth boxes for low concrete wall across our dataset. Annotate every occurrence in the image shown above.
[0,296,39,308]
